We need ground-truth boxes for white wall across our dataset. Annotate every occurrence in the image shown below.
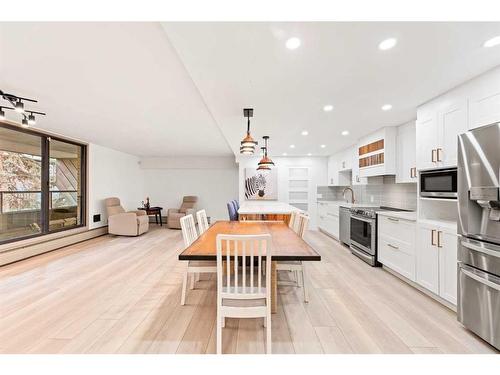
[237,156,328,229]
[140,157,238,222]
[88,143,145,229]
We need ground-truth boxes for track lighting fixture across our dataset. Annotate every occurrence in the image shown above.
[240,108,258,155]
[15,99,24,113]
[0,90,46,126]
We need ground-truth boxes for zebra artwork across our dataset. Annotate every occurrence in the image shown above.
[244,168,278,200]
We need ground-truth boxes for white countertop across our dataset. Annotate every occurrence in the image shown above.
[377,210,417,221]
[238,201,300,215]
[317,200,379,208]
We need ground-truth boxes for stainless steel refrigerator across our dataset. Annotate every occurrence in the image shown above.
[457,122,500,350]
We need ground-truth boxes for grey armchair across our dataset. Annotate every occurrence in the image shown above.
[105,197,149,236]
[167,196,198,229]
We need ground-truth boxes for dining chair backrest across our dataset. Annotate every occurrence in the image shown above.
[196,209,209,235]
[296,213,310,239]
[216,234,272,298]
[227,202,238,221]
[289,211,298,231]
[180,214,198,248]
[232,200,240,210]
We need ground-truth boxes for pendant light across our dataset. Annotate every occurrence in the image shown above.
[256,147,271,171]
[240,108,258,155]
[257,136,275,170]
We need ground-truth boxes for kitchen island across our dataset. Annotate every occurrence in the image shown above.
[238,201,300,224]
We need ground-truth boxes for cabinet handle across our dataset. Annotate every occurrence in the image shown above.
[431,229,437,246]
[387,217,399,222]
[431,149,437,163]
[437,230,443,248]
[437,148,443,162]
[388,243,399,250]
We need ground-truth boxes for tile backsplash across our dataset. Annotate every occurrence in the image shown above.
[317,176,417,211]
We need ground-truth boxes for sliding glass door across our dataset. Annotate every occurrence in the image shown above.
[0,123,86,244]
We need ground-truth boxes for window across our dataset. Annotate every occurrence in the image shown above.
[0,123,86,244]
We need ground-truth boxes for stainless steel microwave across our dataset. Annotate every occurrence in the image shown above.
[420,168,457,199]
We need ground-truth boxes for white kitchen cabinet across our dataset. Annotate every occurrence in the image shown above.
[438,97,468,167]
[328,150,352,186]
[327,155,339,186]
[416,223,440,295]
[338,147,353,172]
[378,214,416,281]
[416,107,438,171]
[351,146,367,185]
[358,127,397,177]
[317,202,339,239]
[416,93,467,170]
[438,228,458,305]
[396,121,417,183]
[468,69,500,130]
[416,221,458,304]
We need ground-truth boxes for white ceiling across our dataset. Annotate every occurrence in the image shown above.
[0,22,232,157]
[162,22,500,156]
[2,22,500,158]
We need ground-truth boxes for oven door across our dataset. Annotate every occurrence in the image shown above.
[420,168,457,198]
[350,215,375,255]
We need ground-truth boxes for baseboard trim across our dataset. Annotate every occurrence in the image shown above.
[0,226,108,266]
[382,265,457,312]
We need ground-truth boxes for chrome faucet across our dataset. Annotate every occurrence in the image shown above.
[342,187,355,204]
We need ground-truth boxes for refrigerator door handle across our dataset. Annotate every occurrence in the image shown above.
[461,267,500,292]
[462,240,500,259]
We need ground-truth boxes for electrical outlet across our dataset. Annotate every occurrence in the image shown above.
[93,214,101,223]
[317,193,323,199]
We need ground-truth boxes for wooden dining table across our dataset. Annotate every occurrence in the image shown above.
[178,220,321,313]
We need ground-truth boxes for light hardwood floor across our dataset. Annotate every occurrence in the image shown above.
[0,226,497,354]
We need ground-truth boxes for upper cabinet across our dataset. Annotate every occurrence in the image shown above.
[396,121,417,183]
[416,66,500,171]
[328,149,352,186]
[416,91,467,170]
[468,67,500,130]
[327,154,339,186]
[357,127,397,178]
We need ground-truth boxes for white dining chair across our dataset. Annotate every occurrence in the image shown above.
[276,213,310,303]
[180,214,217,305]
[216,234,272,354]
[288,211,298,232]
[196,209,210,234]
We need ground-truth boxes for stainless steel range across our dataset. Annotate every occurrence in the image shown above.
[457,122,500,350]
[349,206,408,266]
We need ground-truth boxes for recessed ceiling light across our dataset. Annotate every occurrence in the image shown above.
[307,153,312,156]
[289,144,295,149]
[301,130,309,136]
[285,37,301,50]
[381,104,392,111]
[323,104,334,112]
[341,130,349,136]
[320,144,326,148]
[282,152,287,156]
[378,38,397,51]
[483,35,500,48]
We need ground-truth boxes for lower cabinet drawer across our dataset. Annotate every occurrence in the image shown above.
[378,235,416,281]
[379,215,415,244]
